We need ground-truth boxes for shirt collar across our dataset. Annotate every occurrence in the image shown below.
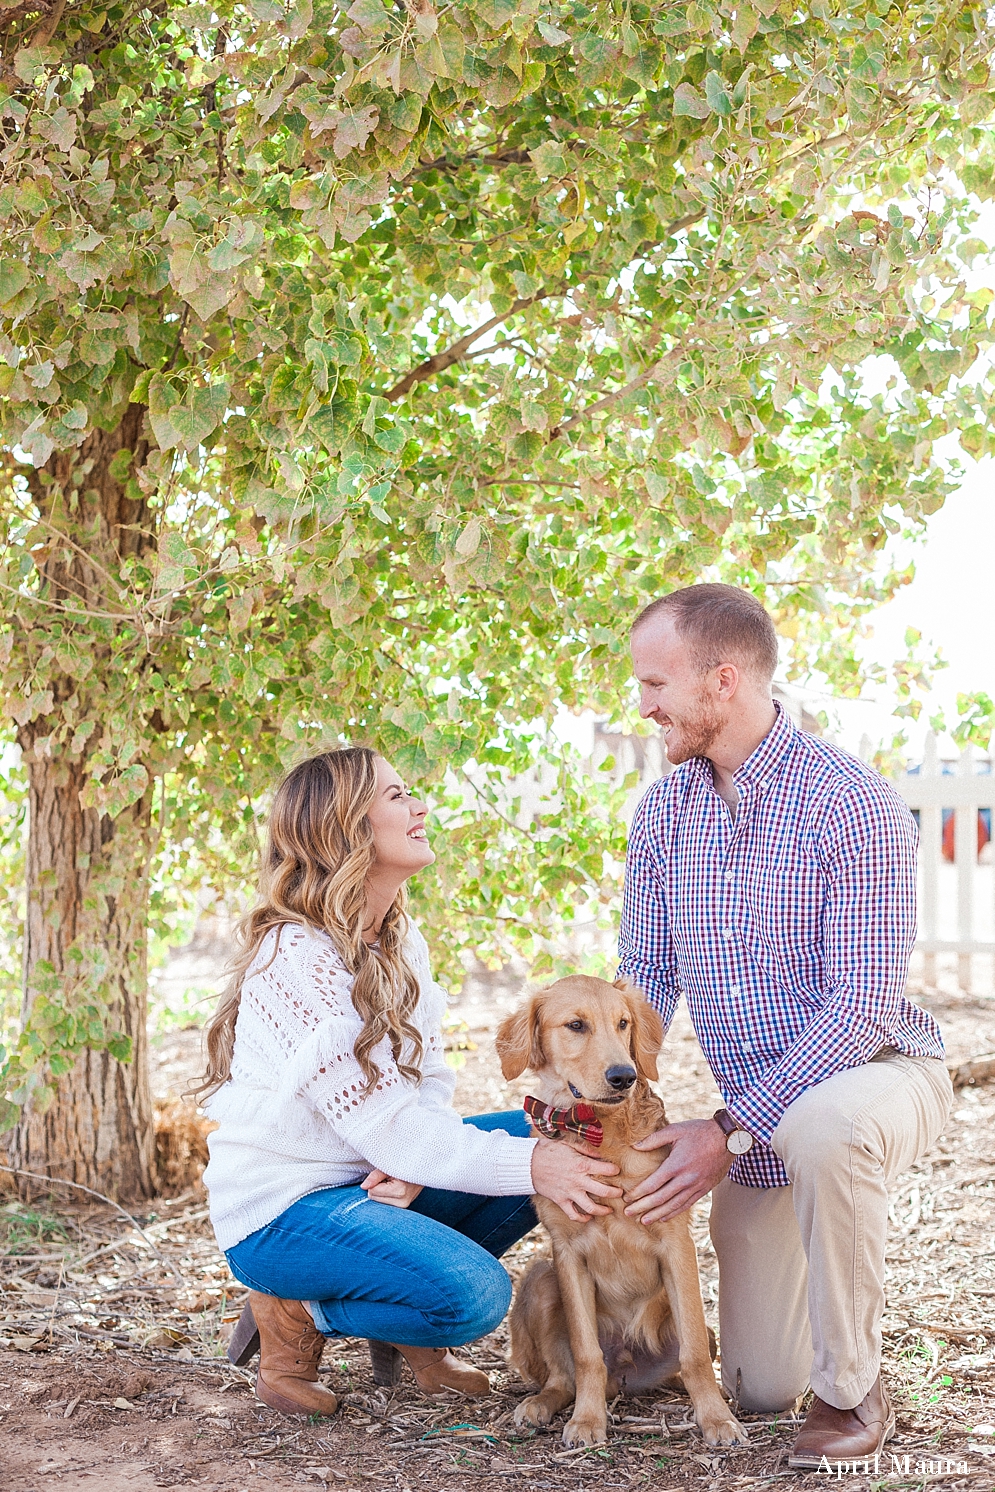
[732,699,796,788]
[686,699,796,792]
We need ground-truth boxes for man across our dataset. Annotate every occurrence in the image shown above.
[617,583,952,1468]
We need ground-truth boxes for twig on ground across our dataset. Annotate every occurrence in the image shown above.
[0,1165,184,1286]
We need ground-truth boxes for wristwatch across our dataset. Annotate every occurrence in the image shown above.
[713,1108,754,1156]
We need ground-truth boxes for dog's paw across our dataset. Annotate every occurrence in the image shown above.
[562,1415,608,1448]
[514,1395,553,1428]
[699,1410,749,1446]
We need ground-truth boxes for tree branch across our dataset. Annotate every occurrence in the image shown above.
[384,291,556,401]
[382,203,710,406]
[402,147,532,183]
[29,0,65,47]
[648,207,707,243]
[549,349,682,440]
[546,234,787,442]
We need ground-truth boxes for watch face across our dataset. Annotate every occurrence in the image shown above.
[727,1129,754,1155]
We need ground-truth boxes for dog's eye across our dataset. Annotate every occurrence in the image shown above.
[618,1019,629,1031]
[565,1020,585,1033]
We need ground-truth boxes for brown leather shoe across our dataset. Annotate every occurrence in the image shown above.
[249,1292,339,1418]
[389,1343,490,1396]
[788,1375,895,1469]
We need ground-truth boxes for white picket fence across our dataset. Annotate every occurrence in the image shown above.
[892,733,995,992]
[597,724,995,994]
[491,721,995,993]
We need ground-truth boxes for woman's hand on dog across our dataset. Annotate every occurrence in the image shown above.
[361,1169,424,1208]
[531,1139,623,1222]
[624,1119,733,1224]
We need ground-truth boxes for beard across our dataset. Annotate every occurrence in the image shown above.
[659,690,722,764]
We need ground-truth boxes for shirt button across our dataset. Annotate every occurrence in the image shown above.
[731,985,741,996]
[722,927,734,939]
[724,871,734,882]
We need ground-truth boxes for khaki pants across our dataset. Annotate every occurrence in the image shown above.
[709,1053,952,1413]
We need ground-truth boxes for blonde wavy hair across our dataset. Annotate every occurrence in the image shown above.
[191,747,423,1100]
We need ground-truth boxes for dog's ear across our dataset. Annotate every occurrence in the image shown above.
[495,994,546,1080]
[618,980,663,1081]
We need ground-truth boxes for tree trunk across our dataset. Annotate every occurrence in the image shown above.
[11,406,160,1202]
[12,763,157,1200]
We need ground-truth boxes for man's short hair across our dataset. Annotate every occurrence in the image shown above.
[632,584,778,681]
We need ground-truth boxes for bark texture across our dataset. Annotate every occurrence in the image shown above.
[12,406,160,1201]
[12,764,157,1199]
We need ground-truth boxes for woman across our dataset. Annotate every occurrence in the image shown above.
[196,747,620,1417]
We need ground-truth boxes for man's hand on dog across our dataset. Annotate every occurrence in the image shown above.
[531,1139,623,1222]
[624,1119,733,1224]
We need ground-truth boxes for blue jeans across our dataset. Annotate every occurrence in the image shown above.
[225,1111,537,1347]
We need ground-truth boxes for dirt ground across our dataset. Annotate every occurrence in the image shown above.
[1,972,994,1492]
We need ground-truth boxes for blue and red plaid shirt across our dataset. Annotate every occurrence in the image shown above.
[618,703,945,1188]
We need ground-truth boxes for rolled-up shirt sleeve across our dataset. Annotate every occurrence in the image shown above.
[618,785,682,1030]
[729,780,920,1143]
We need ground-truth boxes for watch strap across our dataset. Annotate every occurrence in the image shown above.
[713,1107,754,1154]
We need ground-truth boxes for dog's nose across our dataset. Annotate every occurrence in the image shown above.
[605,1064,637,1091]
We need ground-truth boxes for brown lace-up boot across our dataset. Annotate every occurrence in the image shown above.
[370,1341,490,1396]
[249,1292,339,1417]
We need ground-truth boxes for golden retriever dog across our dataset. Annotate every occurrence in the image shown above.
[496,975,747,1449]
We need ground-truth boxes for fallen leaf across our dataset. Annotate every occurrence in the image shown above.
[144,1327,189,1348]
[113,1397,134,1410]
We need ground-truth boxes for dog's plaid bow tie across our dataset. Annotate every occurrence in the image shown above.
[523,1095,604,1148]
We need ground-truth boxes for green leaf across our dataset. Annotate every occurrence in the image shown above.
[654,10,689,35]
[530,140,569,178]
[731,5,758,51]
[388,93,422,133]
[157,530,196,591]
[130,369,154,405]
[432,22,465,75]
[40,106,77,150]
[673,82,710,118]
[0,260,30,305]
[537,19,570,45]
[61,403,89,430]
[330,105,380,159]
[346,0,391,34]
[704,71,733,116]
[455,517,482,556]
[329,332,362,366]
[108,447,133,482]
[149,378,229,452]
[207,233,254,272]
[107,1033,134,1063]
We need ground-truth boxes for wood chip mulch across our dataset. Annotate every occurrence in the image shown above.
[0,984,993,1491]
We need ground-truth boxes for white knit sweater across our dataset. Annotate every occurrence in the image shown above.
[202,920,537,1251]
